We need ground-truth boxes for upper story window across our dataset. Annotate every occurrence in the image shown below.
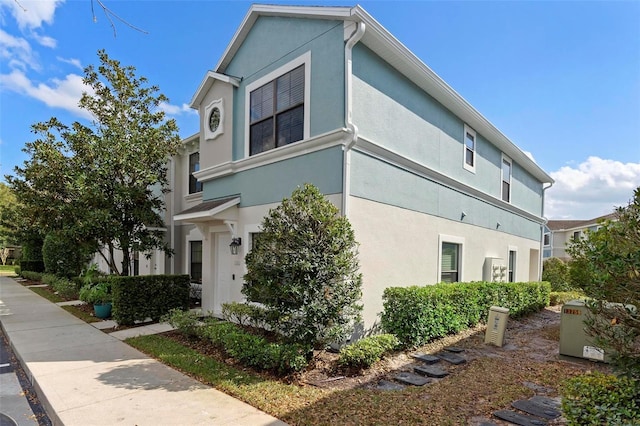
[463,125,476,173]
[249,65,305,155]
[501,156,512,203]
[245,52,310,158]
[543,233,550,246]
[189,152,202,194]
[573,231,582,241]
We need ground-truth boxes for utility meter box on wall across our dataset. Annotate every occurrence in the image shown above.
[485,306,509,347]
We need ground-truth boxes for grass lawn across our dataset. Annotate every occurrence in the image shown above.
[0,264,17,274]
[29,286,65,303]
[127,327,589,426]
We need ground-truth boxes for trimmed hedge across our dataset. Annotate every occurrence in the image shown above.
[338,334,400,369]
[111,275,190,325]
[201,320,309,374]
[20,260,44,273]
[381,281,550,347]
[562,372,639,425]
[20,270,43,281]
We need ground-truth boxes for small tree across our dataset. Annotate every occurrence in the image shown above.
[568,187,640,378]
[42,231,93,277]
[542,257,570,291]
[243,184,363,349]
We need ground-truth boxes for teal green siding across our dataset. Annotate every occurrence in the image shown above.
[351,44,543,217]
[350,151,541,240]
[202,146,343,206]
[226,16,345,161]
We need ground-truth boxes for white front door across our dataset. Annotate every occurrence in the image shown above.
[213,232,233,316]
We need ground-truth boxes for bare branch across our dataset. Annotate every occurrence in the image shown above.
[93,0,149,36]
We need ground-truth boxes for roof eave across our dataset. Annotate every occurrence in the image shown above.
[190,71,241,109]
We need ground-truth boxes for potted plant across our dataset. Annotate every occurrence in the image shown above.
[79,265,112,319]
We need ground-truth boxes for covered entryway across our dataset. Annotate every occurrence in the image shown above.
[173,197,242,316]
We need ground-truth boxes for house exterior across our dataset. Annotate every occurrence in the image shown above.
[544,213,615,261]
[165,4,553,331]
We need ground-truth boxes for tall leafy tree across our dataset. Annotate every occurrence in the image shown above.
[568,187,640,377]
[243,184,363,349]
[7,50,181,275]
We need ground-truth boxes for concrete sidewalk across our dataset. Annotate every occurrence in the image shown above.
[0,276,287,426]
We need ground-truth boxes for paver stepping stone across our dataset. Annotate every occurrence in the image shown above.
[529,395,561,409]
[411,353,440,364]
[512,399,560,419]
[436,351,466,365]
[493,410,547,426]
[394,372,432,386]
[444,346,464,353]
[414,365,448,378]
[376,380,406,391]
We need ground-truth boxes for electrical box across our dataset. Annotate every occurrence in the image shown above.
[485,306,509,347]
[483,257,506,282]
[559,299,608,362]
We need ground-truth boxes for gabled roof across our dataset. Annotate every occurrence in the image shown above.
[174,197,240,222]
[190,72,241,109]
[205,4,553,184]
[547,212,616,231]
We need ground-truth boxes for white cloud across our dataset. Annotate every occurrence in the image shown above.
[0,28,38,70]
[57,56,82,70]
[0,69,93,119]
[545,156,640,219]
[159,101,196,116]
[31,31,56,48]
[1,0,64,30]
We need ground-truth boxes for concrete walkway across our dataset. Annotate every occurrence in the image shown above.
[0,276,287,426]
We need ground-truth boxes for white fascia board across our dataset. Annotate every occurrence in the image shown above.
[349,8,553,185]
[189,71,240,108]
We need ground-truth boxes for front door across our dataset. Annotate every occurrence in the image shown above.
[213,232,233,316]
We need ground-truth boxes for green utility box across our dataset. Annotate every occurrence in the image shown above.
[559,299,637,363]
[559,300,607,362]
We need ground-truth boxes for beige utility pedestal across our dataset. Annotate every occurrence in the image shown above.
[485,306,510,347]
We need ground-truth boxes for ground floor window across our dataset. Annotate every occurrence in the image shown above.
[441,242,460,283]
[190,241,202,283]
[508,250,516,282]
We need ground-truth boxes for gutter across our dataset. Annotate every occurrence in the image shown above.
[342,18,365,217]
[539,181,554,280]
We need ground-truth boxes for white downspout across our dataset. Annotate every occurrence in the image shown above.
[539,181,554,280]
[342,19,365,217]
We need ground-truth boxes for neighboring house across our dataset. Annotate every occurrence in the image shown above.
[544,213,616,261]
[162,4,554,331]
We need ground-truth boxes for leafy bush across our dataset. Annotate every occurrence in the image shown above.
[221,302,267,328]
[542,257,571,291]
[46,275,80,300]
[562,372,640,425]
[382,281,550,348]
[162,308,200,337]
[201,321,309,374]
[111,275,190,325]
[79,281,112,304]
[14,266,20,275]
[550,291,584,306]
[42,231,92,278]
[338,334,400,369]
[243,183,362,348]
[20,260,44,273]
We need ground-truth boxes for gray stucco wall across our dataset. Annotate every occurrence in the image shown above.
[225,16,346,161]
[351,44,543,216]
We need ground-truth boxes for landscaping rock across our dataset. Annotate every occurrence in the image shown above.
[493,410,547,426]
[436,351,466,365]
[529,395,561,409]
[394,372,432,386]
[444,346,465,353]
[512,399,560,419]
[414,365,449,378]
[411,353,440,364]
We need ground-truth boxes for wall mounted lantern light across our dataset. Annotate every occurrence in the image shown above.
[229,237,242,255]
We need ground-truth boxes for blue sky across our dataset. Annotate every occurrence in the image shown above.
[1,0,639,219]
